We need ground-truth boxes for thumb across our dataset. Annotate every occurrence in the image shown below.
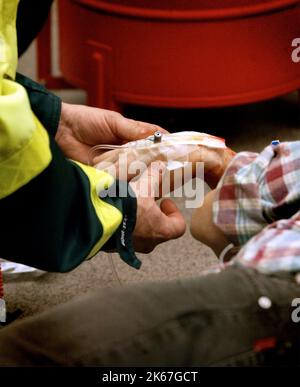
[159,199,186,239]
[119,116,168,142]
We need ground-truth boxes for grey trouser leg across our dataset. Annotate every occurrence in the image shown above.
[0,266,299,366]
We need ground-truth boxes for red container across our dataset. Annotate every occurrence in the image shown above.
[58,0,300,110]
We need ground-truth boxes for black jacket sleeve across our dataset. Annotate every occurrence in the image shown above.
[0,75,139,272]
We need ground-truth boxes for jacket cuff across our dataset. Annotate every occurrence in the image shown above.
[16,73,61,137]
[100,181,141,269]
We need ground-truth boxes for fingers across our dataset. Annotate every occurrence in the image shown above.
[94,146,170,182]
[160,198,181,216]
[133,198,186,254]
[159,199,186,240]
[92,149,121,166]
[132,172,186,253]
[118,115,168,142]
[131,161,167,198]
[56,129,92,164]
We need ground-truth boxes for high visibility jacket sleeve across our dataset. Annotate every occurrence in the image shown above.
[0,1,138,272]
[15,73,61,137]
[0,77,138,272]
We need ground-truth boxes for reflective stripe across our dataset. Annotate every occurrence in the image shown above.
[0,0,19,85]
[72,162,123,258]
[0,80,52,199]
[0,79,36,160]
[0,115,52,199]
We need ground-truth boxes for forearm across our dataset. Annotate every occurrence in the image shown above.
[0,134,129,272]
[192,141,300,264]
[212,142,300,248]
[190,190,229,256]
[191,145,275,255]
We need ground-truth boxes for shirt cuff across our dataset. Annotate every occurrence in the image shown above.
[100,180,141,269]
[212,151,262,246]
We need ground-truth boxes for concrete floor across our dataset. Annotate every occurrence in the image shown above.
[6,40,300,319]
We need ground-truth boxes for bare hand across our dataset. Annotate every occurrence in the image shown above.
[130,162,186,253]
[55,102,166,164]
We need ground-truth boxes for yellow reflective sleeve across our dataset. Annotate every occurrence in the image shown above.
[0,79,52,199]
[72,161,123,259]
[0,0,19,89]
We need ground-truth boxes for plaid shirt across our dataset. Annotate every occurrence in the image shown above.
[213,141,300,274]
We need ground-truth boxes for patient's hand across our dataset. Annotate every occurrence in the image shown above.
[190,190,229,256]
[188,147,236,188]
[93,132,236,189]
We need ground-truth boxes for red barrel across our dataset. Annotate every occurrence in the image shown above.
[58,0,300,110]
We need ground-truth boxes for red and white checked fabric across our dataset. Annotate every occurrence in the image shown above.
[213,141,300,274]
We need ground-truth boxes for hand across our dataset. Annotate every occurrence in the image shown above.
[187,146,236,188]
[94,135,235,188]
[130,162,186,253]
[55,102,166,164]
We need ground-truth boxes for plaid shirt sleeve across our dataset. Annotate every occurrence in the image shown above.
[213,141,300,273]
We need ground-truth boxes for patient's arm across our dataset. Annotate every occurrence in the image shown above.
[190,190,229,256]
[191,142,300,262]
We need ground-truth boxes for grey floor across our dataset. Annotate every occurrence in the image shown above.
[5,40,300,319]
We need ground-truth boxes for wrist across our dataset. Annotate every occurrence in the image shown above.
[204,149,236,188]
[190,190,229,255]
[55,102,68,142]
[55,102,78,151]
[100,180,141,269]
[58,102,72,129]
